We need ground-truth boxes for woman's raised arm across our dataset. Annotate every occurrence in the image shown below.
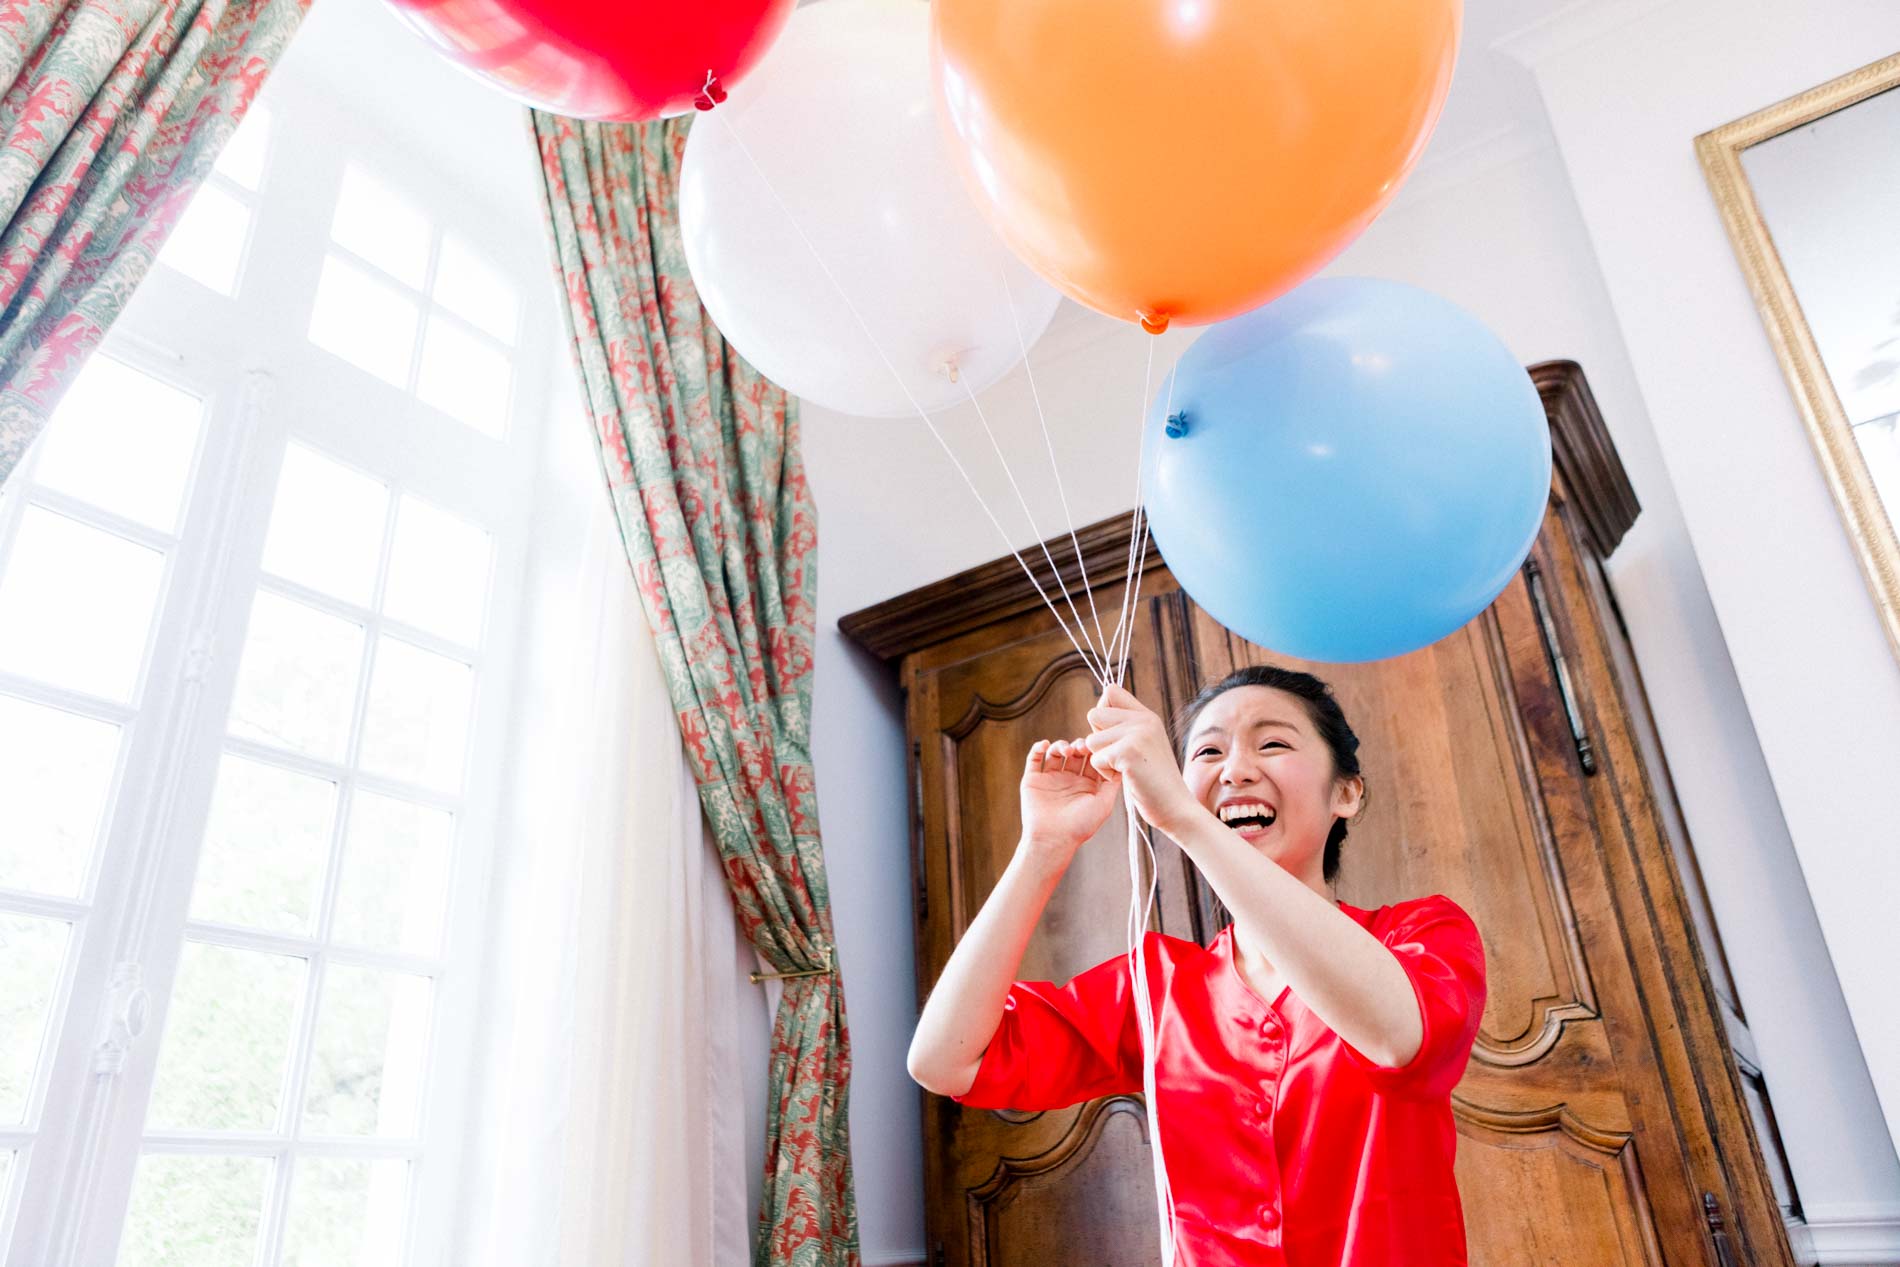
[905,736,1117,1096]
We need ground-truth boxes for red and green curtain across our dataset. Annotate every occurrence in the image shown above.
[0,0,308,483]
[532,109,860,1267]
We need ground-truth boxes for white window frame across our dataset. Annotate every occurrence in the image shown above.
[4,65,559,1267]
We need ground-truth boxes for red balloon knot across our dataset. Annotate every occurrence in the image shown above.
[694,72,729,112]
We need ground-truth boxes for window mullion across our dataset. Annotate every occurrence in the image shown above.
[50,369,289,1267]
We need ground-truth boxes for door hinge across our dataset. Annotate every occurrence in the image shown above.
[933,1242,947,1267]
[1703,1192,1741,1267]
[911,739,927,921]
[1523,557,1597,775]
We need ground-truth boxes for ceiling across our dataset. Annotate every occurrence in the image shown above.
[268,0,1600,299]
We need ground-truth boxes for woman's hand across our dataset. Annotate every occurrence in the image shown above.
[1019,736,1120,862]
[1084,683,1201,835]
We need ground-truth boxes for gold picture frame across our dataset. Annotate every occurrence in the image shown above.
[1696,52,1900,664]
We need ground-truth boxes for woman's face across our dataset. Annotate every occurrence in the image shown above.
[1180,685,1363,875]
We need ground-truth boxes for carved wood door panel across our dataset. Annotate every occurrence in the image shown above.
[907,572,1196,1267]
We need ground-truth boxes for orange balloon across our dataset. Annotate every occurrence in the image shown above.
[930,0,1461,331]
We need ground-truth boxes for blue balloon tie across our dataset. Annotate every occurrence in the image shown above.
[1164,411,1190,438]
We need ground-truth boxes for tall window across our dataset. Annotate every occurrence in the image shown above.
[0,53,556,1267]
[0,355,209,1251]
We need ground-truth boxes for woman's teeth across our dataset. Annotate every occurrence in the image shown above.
[1218,804,1276,828]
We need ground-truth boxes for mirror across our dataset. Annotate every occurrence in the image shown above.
[1698,52,1900,663]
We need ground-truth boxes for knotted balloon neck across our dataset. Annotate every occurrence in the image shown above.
[693,72,728,112]
[1138,310,1171,335]
[1165,411,1190,438]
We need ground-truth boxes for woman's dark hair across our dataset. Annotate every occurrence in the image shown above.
[1170,665,1366,885]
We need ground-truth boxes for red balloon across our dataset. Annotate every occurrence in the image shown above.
[386,0,796,121]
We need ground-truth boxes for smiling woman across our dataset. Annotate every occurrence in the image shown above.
[906,659,1484,1266]
[1171,664,1368,888]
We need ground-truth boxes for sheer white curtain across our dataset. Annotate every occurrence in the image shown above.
[455,368,771,1266]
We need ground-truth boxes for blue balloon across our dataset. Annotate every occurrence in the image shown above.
[1143,277,1551,663]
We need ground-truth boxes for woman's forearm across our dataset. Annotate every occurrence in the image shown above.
[907,839,1069,1096]
[1165,807,1423,1067]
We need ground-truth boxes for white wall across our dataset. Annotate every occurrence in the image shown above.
[1497,0,1900,1253]
[806,13,1900,1260]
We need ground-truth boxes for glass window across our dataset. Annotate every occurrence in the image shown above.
[0,695,120,899]
[383,494,491,647]
[0,914,70,1125]
[0,507,165,703]
[157,184,253,297]
[308,255,422,388]
[434,235,519,343]
[415,315,512,438]
[32,356,204,533]
[226,591,366,762]
[260,443,390,608]
[331,166,431,289]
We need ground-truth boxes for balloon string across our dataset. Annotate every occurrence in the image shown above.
[1107,339,1158,680]
[997,260,1111,661]
[1126,792,1178,1265]
[959,373,1112,676]
[1117,366,1168,681]
[708,109,1112,689]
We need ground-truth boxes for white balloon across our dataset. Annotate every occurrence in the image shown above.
[679,0,1061,419]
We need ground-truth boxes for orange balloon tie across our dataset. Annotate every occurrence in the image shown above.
[1139,310,1170,335]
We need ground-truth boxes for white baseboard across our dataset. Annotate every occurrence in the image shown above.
[1792,1202,1900,1266]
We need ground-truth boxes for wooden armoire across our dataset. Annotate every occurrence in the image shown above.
[839,362,1804,1267]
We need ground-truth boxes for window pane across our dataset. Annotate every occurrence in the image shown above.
[0,915,69,1125]
[302,965,432,1137]
[0,506,164,702]
[214,105,271,190]
[34,356,204,533]
[0,694,119,898]
[226,591,365,762]
[415,315,512,438]
[334,792,452,955]
[118,1154,270,1267]
[358,638,473,793]
[331,166,430,289]
[189,755,337,934]
[309,254,421,388]
[146,942,303,1131]
[260,443,389,607]
[434,235,518,342]
[156,182,251,296]
[281,1157,410,1267]
[382,495,490,647]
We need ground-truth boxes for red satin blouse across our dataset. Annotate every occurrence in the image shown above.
[954,893,1487,1266]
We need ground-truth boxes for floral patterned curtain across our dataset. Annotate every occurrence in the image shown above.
[0,0,309,483]
[531,109,860,1267]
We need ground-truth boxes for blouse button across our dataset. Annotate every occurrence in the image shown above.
[1259,1203,1281,1230]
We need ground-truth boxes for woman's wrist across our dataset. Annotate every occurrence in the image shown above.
[1151,797,1213,845]
[1016,834,1078,878]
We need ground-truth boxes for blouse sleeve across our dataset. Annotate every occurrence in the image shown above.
[1339,894,1488,1099]
[952,944,1145,1112]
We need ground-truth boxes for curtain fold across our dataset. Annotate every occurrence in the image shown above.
[0,0,307,482]
[531,109,859,1267]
